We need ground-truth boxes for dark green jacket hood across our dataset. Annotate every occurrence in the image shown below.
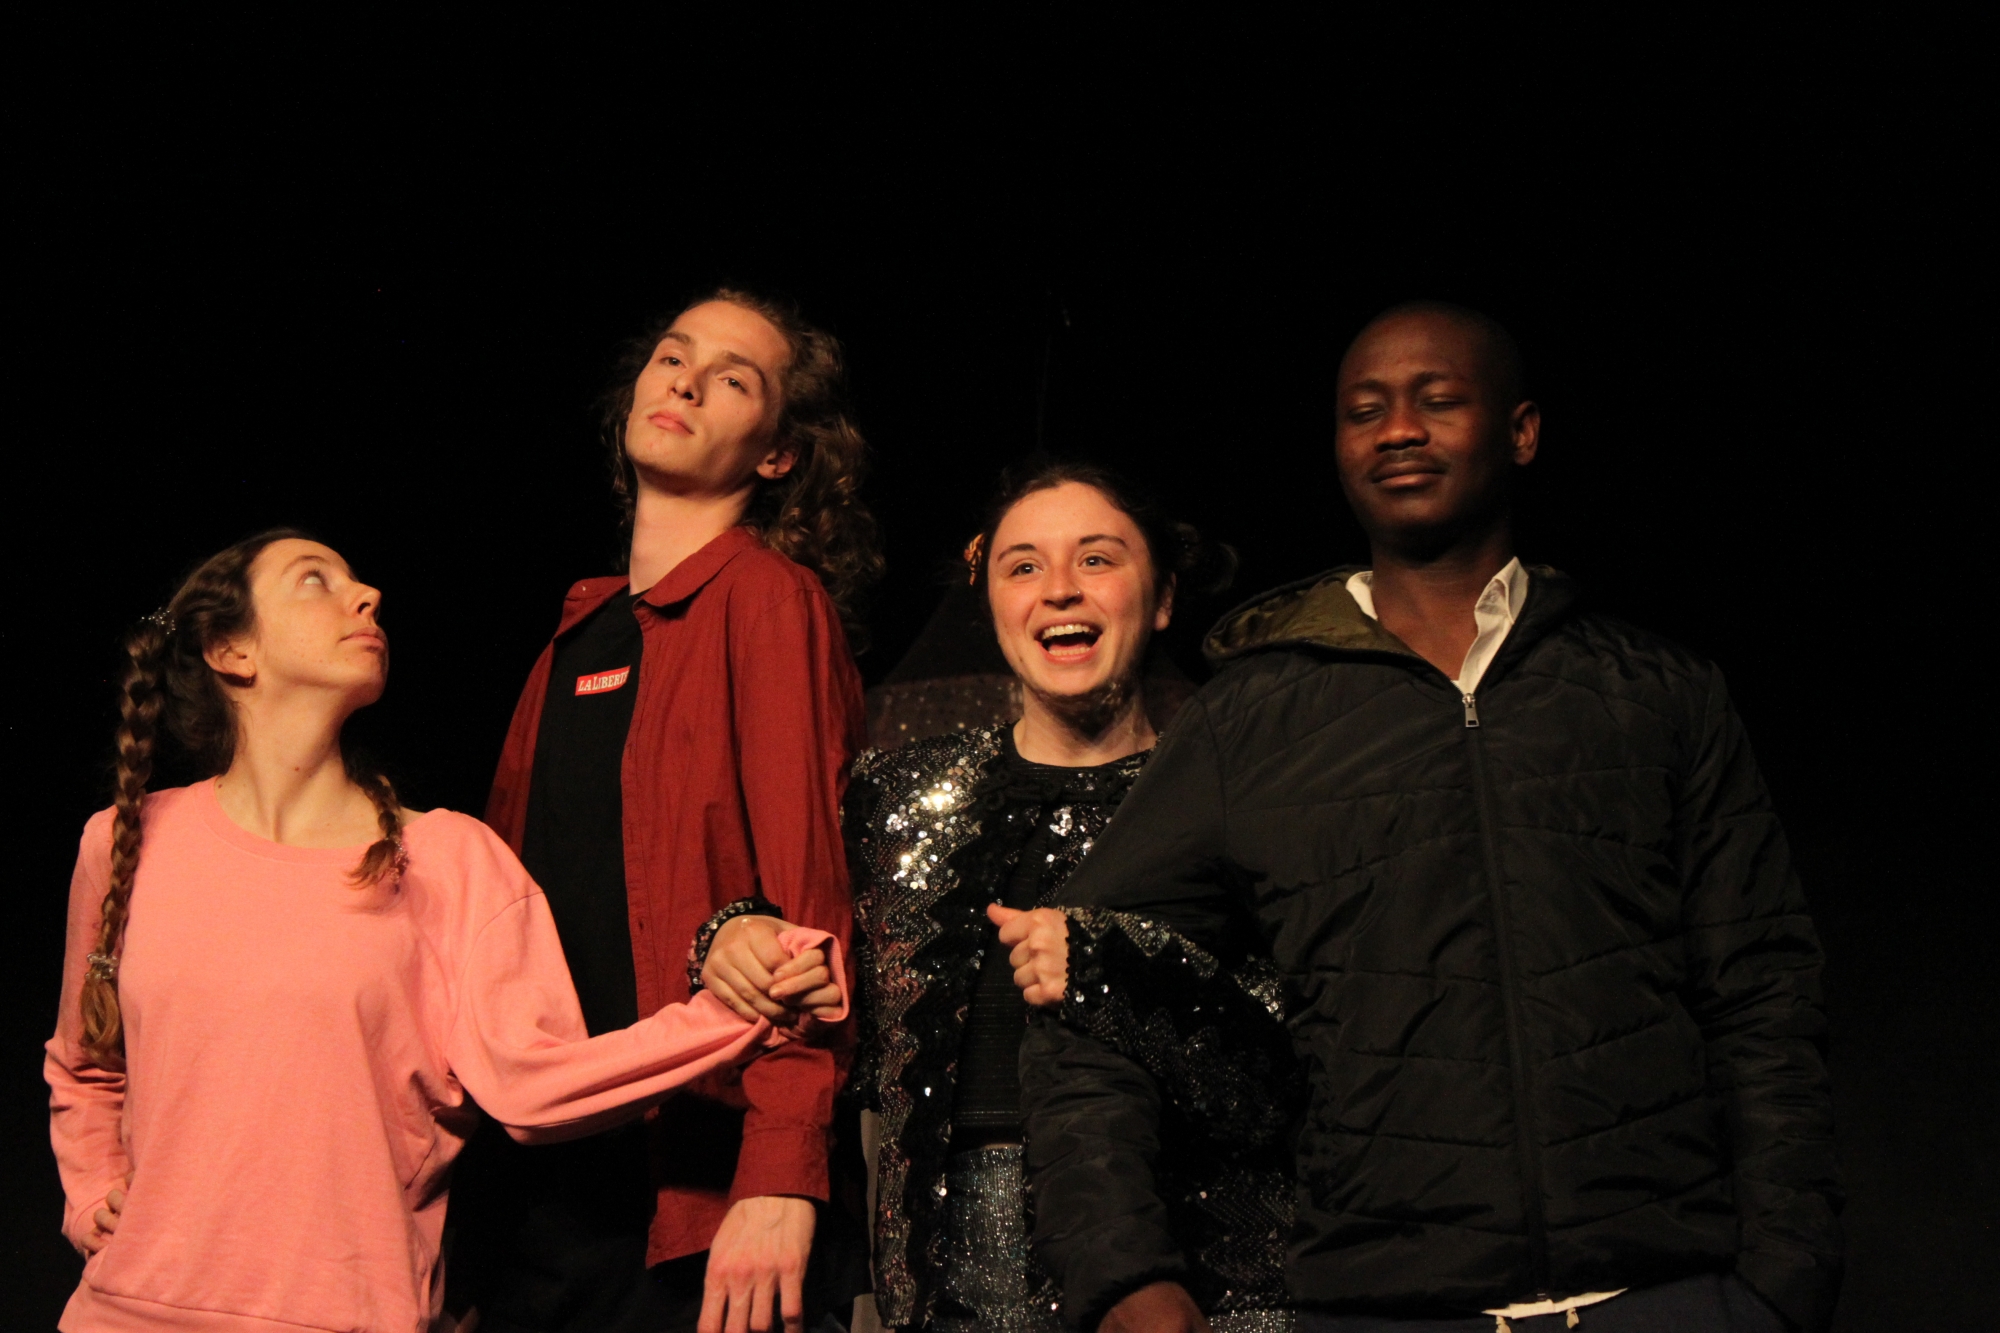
[1202,563,1579,670]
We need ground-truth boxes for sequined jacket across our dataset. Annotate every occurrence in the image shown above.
[844,728,1297,1331]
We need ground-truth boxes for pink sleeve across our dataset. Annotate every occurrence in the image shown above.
[45,812,130,1251]
[445,860,848,1143]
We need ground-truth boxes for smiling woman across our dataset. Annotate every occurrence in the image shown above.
[969,461,1230,767]
[692,462,1286,1333]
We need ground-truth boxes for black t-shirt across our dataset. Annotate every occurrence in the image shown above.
[447,594,663,1329]
[950,736,1121,1148]
[521,593,645,1035]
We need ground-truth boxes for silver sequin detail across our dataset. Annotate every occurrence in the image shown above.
[852,728,1295,1329]
[928,1146,1065,1333]
[850,729,1142,1329]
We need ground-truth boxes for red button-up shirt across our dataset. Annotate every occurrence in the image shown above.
[486,526,864,1264]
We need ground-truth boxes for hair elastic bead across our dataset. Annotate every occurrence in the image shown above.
[141,609,176,634]
[86,952,119,981]
[963,533,986,585]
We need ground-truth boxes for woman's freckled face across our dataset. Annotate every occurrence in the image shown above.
[237,539,389,702]
[986,482,1171,704]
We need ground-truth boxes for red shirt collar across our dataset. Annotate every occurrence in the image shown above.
[553,526,765,638]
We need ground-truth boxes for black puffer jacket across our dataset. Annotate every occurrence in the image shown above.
[1024,567,1840,1330]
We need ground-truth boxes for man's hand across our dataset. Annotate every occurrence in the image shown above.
[700,1194,816,1333]
[78,1174,131,1257]
[989,903,1069,1006]
[1100,1281,1211,1333]
[704,916,842,1025]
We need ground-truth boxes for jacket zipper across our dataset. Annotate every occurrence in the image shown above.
[1461,685,1551,1296]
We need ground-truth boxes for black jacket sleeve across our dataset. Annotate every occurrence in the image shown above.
[1678,666,1842,1331]
[1054,696,1238,938]
[1022,1013,1186,1330]
[1025,699,1245,1326]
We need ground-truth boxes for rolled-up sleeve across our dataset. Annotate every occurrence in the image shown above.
[723,588,863,1201]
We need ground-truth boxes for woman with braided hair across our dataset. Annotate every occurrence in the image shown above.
[44,529,847,1333]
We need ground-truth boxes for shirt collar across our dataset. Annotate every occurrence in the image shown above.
[636,525,764,609]
[1345,556,1527,624]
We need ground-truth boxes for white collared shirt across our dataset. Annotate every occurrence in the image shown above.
[1346,556,1529,696]
[1346,554,1629,1322]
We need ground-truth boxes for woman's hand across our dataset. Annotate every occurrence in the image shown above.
[78,1175,131,1256]
[704,915,844,1025]
[988,904,1069,1007]
[771,948,844,1022]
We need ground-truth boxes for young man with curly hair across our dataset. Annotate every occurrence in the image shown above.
[450,291,881,1333]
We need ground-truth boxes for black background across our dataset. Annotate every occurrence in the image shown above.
[5,14,1991,1328]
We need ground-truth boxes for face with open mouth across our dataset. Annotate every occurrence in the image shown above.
[986,481,1172,709]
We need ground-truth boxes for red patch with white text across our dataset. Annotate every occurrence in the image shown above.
[575,667,631,696]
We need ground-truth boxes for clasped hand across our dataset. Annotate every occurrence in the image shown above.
[986,903,1069,1006]
[702,916,845,1026]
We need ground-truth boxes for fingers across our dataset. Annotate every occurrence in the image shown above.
[713,960,792,1023]
[794,982,845,1015]
[765,951,826,997]
[768,950,824,984]
[745,925,794,974]
[708,916,793,999]
[767,967,831,1004]
[1022,979,1064,1007]
[728,1275,771,1333]
[987,902,1024,936]
[697,1271,728,1333]
[705,973,770,1024]
[1015,964,1066,1008]
[780,1267,806,1333]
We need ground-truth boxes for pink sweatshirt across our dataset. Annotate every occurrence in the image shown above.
[45,780,846,1333]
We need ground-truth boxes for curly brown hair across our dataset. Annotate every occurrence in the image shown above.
[80,530,404,1064]
[603,288,884,647]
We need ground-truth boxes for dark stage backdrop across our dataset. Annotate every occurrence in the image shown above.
[6,17,1990,1329]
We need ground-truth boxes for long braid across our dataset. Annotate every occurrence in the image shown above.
[81,620,170,1064]
[348,767,406,886]
[78,528,404,1062]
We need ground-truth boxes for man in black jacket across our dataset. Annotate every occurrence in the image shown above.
[1013,303,1841,1332]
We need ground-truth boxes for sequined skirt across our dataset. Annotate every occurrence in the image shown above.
[923,1146,1296,1333]
[927,1146,1065,1333]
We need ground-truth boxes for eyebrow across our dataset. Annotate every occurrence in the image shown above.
[278,553,348,581]
[1344,370,1469,394]
[658,331,770,390]
[994,534,1131,561]
[716,351,769,389]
